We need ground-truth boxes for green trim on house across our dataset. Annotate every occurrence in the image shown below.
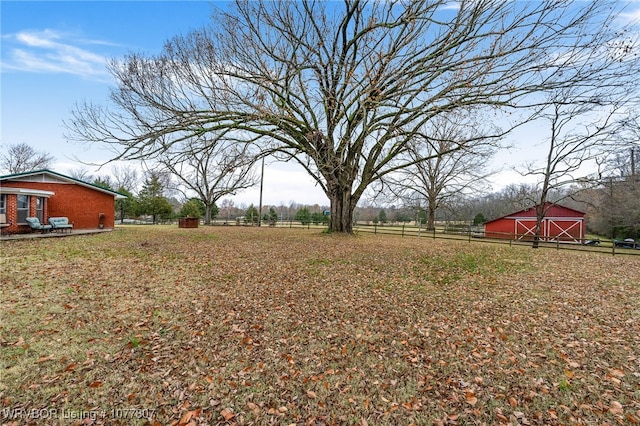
[0,169,128,199]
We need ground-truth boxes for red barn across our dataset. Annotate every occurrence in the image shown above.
[0,170,126,234]
[484,203,585,243]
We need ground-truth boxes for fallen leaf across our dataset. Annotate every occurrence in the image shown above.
[178,410,194,425]
[465,391,478,406]
[220,408,235,421]
[610,401,624,415]
[610,368,625,378]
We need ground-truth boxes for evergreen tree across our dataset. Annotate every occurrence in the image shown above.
[417,210,427,226]
[244,204,259,225]
[92,176,114,190]
[473,213,487,226]
[266,207,278,226]
[311,211,329,225]
[378,210,388,224]
[295,207,311,225]
[137,173,174,224]
[180,199,206,218]
[115,187,135,222]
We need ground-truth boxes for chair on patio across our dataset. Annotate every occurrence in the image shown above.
[48,217,73,233]
[25,217,52,233]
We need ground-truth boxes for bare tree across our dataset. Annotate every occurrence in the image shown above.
[587,175,640,239]
[67,167,116,189]
[110,164,140,193]
[609,147,640,178]
[157,133,258,224]
[520,89,633,247]
[607,111,640,178]
[67,0,638,233]
[381,113,497,230]
[588,112,640,239]
[67,167,95,182]
[1,143,54,174]
[219,198,236,223]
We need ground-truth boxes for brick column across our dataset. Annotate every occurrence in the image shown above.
[29,196,38,219]
[5,195,18,234]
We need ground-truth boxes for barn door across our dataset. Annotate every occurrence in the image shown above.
[515,219,538,240]
[547,219,582,243]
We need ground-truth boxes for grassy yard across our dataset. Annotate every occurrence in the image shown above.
[1,226,639,425]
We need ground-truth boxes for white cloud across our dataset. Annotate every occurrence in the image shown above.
[440,2,460,11]
[233,162,329,207]
[1,29,111,79]
[619,7,640,24]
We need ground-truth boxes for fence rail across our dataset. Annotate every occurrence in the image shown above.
[118,219,639,256]
[352,223,640,256]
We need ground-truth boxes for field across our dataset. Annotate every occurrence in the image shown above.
[1,226,639,425]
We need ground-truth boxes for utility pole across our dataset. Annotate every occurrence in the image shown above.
[258,157,264,227]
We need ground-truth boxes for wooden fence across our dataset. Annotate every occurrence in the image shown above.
[352,223,640,256]
[122,219,639,256]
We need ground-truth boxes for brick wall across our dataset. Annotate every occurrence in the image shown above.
[1,194,18,233]
[2,182,116,232]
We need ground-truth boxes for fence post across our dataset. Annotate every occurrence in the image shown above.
[468,228,471,243]
[612,242,616,256]
[402,225,405,237]
[374,224,377,234]
[432,227,436,240]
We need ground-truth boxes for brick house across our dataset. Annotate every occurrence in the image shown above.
[0,170,126,234]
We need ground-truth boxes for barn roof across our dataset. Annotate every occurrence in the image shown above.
[0,169,128,199]
[485,202,585,224]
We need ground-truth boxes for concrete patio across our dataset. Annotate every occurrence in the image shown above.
[0,228,115,241]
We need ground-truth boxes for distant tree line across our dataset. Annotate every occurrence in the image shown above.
[3,140,637,239]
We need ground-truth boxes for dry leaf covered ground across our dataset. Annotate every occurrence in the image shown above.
[1,226,639,425]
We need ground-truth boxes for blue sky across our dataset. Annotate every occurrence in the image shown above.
[1,0,328,205]
[1,1,217,164]
[2,2,639,207]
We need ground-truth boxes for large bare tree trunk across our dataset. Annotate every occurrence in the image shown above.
[532,204,546,249]
[327,182,356,234]
[204,203,213,225]
[427,200,437,231]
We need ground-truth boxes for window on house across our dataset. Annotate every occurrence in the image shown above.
[36,197,44,222]
[0,194,6,215]
[17,195,29,224]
